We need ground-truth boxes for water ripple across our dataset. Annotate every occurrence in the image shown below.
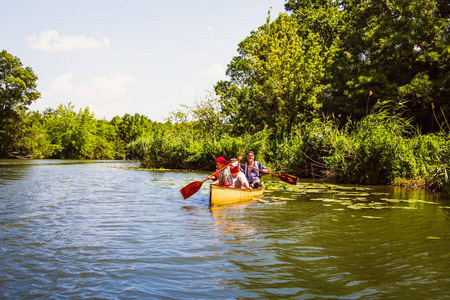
[1,160,450,299]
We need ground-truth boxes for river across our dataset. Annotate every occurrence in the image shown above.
[1,159,449,299]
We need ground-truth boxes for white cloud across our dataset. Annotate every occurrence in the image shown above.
[88,100,135,120]
[27,30,110,51]
[51,73,73,92]
[201,64,226,80]
[78,73,135,99]
[36,72,136,119]
[50,73,134,99]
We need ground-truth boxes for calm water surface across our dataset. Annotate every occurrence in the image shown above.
[1,160,449,299]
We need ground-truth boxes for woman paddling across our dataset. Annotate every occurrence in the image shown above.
[209,156,234,187]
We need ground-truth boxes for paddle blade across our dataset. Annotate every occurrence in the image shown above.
[180,181,203,199]
[278,174,298,185]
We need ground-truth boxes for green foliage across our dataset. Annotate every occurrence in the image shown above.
[345,112,416,184]
[266,103,449,195]
[110,113,156,145]
[318,110,449,190]
[326,0,450,130]
[44,104,89,158]
[128,126,272,170]
[42,103,124,159]
[0,50,40,112]
[2,6,450,196]
[271,117,344,176]
[0,50,41,157]
[166,92,229,135]
[92,119,124,159]
[411,134,450,192]
[14,110,53,158]
[215,12,334,138]
[285,0,343,48]
[0,109,21,156]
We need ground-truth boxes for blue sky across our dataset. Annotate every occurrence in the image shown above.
[1,0,286,122]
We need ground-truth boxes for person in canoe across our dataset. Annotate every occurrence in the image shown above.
[240,151,268,188]
[230,165,252,189]
[209,156,234,187]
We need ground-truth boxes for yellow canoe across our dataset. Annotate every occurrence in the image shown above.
[209,184,263,206]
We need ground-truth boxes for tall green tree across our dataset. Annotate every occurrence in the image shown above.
[326,0,450,130]
[45,103,97,159]
[92,119,123,159]
[15,110,53,158]
[285,0,344,48]
[215,13,334,138]
[0,50,40,156]
[110,113,155,145]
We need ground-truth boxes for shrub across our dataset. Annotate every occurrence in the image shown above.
[128,126,272,170]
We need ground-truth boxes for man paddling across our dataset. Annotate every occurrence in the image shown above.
[240,151,268,188]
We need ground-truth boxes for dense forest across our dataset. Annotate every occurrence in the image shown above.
[1,0,449,194]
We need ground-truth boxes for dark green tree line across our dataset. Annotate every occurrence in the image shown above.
[286,0,450,131]
[214,0,449,137]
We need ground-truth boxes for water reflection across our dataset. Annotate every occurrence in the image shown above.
[210,202,260,240]
[205,180,450,298]
[0,160,34,182]
[1,161,450,299]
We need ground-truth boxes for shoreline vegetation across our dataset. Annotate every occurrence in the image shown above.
[128,107,449,196]
[1,1,449,195]
[2,102,448,196]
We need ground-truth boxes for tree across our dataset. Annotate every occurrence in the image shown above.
[0,50,40,113]
[110,113,155,144]
[45,103,97,159]
[0,50,40,156]
[285,0,344,48]
[167,91,228,135]
[326,0,450,131]
[92,119,122,159]
[215,13,334,138]
[15,110,53,158]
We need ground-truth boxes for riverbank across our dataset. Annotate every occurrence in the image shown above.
[2,105,448,196]
[2,155,32,159]
[128,116,449,196]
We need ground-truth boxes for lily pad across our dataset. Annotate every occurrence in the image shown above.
[362,216,383,220]
[391,206,418,210]
[385,199,401,203]
[347,205,363,210]
[310,198,328,201]
[323,199,341,203]
[371,192,389,196]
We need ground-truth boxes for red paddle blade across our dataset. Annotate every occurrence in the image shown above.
[278,174,298,185]
[180,181,203,199]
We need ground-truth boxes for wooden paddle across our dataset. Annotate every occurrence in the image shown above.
[180,156,242,200]
[242,164,298,185]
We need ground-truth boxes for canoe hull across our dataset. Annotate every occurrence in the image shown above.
[209,184,263,206]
